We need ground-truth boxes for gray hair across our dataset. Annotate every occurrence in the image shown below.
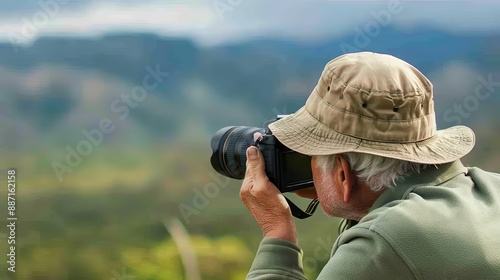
[317,153,430,192]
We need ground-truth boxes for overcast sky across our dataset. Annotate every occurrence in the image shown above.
[1,0,500,46]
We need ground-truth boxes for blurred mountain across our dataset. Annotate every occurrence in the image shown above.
[1,26,499,152]
[2,25,499,280]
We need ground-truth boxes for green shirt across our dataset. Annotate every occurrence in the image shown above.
[247,160,500,279]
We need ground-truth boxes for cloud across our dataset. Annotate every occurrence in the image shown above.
[1,0,500,46]
[0,1,219,44]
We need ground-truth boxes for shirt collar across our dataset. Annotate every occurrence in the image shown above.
[369,160,468,211]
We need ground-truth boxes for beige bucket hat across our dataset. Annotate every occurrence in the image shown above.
[268,52,475,164]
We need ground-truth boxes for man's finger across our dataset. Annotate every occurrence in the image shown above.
[253,132,263,143]
[246,146,267,182]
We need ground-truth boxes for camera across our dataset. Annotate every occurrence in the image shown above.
[210,116,314,193]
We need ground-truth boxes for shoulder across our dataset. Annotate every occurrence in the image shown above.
[467,166,500,186]
[325,171,500,279]
[333,201,425,275]
[331,193,454,278]
[321,210,418,279]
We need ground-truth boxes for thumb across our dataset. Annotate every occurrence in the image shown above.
[246,146,267,180]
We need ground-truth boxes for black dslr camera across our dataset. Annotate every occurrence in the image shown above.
[210,116,314,193]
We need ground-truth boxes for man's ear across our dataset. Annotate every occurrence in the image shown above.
[336,154,354,203]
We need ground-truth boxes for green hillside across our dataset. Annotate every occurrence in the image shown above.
[1,28,499,279]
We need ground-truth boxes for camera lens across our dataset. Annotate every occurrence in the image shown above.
[210,126,264,179]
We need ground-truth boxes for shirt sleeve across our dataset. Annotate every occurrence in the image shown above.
[317,227,416,280]
[246,238,308,280]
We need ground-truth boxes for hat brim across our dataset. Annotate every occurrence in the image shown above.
[268,107,475,165]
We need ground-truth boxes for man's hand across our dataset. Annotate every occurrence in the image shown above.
[240,145,298,245]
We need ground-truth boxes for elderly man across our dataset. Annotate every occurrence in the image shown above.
[239,52,500,279]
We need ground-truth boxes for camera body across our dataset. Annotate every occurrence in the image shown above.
[210,116,314,193]
[256,117,314,192]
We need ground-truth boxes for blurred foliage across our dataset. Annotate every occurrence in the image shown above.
[0,144,338,278]
[0,28,499,279]
[122,236,252,280]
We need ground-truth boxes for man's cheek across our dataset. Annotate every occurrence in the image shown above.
[317,191,333,215]
[311,164,322,186]
[314,182,329,209]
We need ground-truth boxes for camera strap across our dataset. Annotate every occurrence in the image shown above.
[285,197,319,219]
